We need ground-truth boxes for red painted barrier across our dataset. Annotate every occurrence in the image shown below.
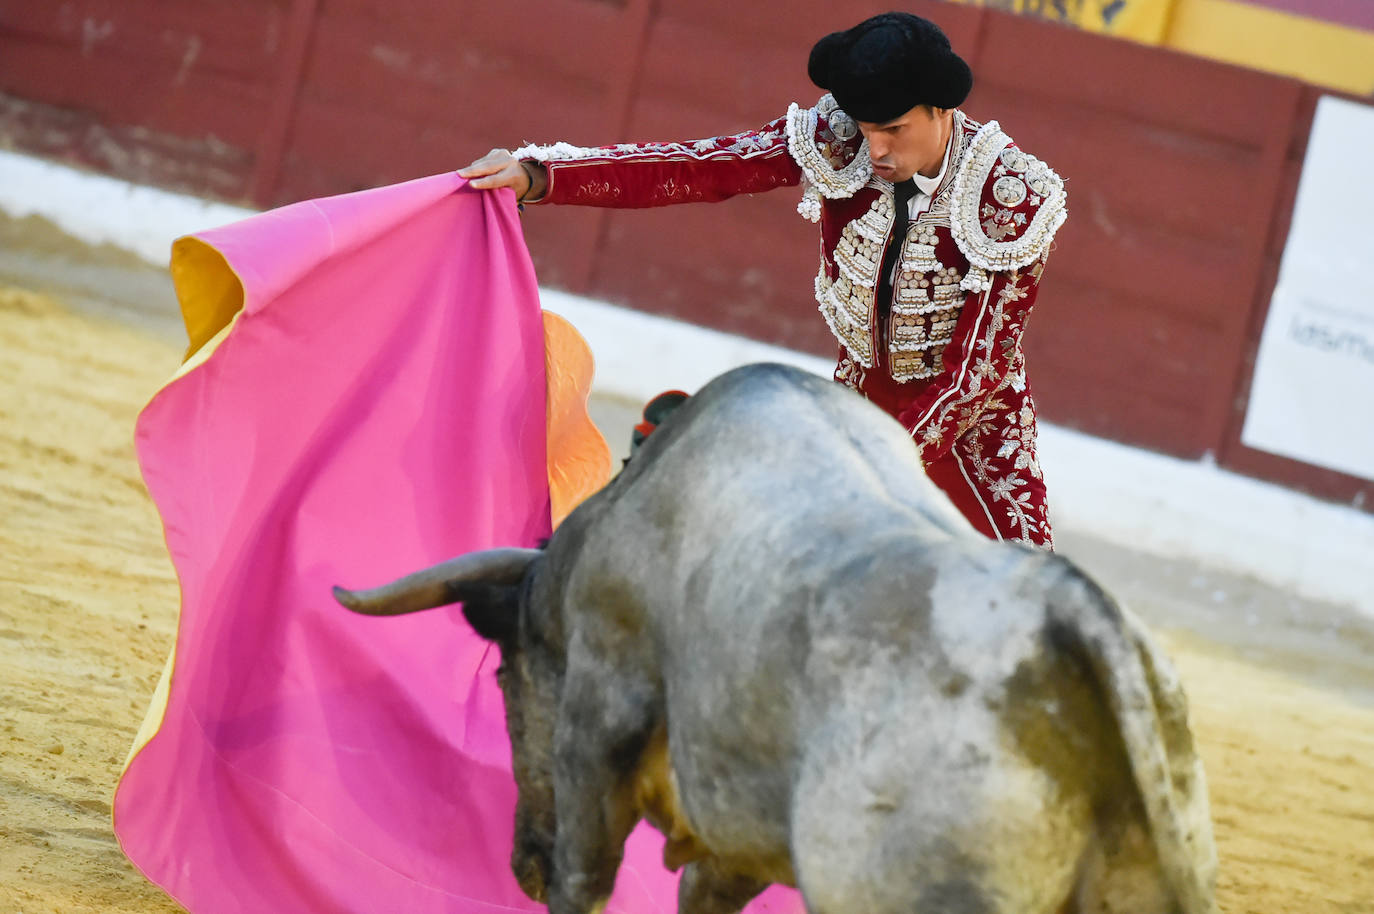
[0,0,1369,509]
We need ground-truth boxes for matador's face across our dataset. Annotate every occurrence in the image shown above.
[858,104,954,184]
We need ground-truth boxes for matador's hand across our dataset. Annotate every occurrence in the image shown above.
[458,149,547,202]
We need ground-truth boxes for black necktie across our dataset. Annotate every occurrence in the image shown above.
[876,179,917,320]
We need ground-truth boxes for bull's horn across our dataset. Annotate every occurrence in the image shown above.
[332,547,540,616]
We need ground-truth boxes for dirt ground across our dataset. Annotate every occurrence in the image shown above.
[0,221,1371,912]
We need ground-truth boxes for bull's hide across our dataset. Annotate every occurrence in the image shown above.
[115,177,730,912]
[336,361,1217,914]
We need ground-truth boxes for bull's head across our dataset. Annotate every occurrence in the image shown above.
[332,548,561,902]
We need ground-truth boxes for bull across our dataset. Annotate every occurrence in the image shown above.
[333,362,1218,914]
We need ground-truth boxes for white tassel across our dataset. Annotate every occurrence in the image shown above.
[960,266,993,293]
[797,184,822,223]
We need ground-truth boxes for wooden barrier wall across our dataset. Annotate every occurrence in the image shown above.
[1,0,1369,511]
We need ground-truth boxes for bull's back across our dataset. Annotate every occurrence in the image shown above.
[581,362,977,735]
[598,363,970,552]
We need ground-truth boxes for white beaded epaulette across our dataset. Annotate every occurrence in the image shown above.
[786,94,872,222]
[948,120,1067,293]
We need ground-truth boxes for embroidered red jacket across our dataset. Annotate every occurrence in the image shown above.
[517,95,1067,547]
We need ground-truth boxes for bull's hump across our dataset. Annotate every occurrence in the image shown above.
[927,549,1050,682]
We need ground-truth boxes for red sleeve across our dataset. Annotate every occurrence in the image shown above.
[897,258,1046,464]
[516,116,801,208]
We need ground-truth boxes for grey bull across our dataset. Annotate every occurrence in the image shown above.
[334,362,1218,914]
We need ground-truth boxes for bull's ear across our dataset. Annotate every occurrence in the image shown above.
[456,583,520,643]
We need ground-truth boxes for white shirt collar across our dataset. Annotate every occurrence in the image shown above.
[912,126,954,197]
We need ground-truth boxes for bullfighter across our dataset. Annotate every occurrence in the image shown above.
[461,11,1067,548]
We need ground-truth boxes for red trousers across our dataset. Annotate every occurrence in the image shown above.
[838,352,1054,550]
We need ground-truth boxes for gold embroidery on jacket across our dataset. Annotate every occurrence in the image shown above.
[956,350,1053,548]
[815,192,896,368]
[786,94,872,206]
[918,267,1034,453]
[949,121,1066,282]
[814,115,981,379]
[888,259,966,383]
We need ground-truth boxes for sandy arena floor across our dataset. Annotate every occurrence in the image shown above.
[0,269,1371,912]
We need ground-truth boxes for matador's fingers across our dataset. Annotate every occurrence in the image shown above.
[458,148,516,179]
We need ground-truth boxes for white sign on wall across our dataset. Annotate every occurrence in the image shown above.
[1242,95,1374,482]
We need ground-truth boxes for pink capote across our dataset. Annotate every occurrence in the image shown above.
[115,174,803,913]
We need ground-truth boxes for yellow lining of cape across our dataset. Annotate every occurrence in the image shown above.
[118,237,247,783]
[542,311,613,527]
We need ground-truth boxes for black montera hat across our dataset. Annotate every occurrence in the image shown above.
[808,12,973,123]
